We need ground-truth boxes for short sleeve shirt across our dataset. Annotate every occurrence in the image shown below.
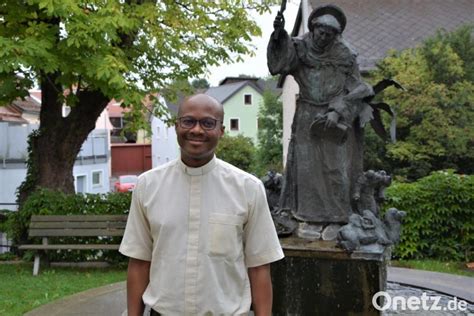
[119,156,284,315]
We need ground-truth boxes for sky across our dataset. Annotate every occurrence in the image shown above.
[205,2,300,86]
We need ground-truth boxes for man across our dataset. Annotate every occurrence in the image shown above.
[119,94,284,315]
[267,5,374,225]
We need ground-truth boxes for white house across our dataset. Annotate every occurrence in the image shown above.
[0,90,115,211]
[151,96,179,167]
[0,123,111,211]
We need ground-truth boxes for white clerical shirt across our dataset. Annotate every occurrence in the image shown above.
[119,156,284,315]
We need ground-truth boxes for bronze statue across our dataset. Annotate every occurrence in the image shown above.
[268,4,374,224]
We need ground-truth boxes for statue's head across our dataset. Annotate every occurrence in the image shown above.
[308,4,346,49]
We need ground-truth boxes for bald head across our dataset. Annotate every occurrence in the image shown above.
[178,94,224,121]
[175,93,225,167]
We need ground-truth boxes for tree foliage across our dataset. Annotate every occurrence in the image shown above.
[191,78,210,90]
[366,25,474,180]
[256,89,283,174]
[0,0,272,106]
[0,0,274,204]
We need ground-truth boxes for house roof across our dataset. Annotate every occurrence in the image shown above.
[297,0,474,71]
[107,95,157,119]
[11,96,41,114]
[0,94,41,123]
[205,80,264,104]
[107,100,128,118]
[219,76,259,86]
[165,99,179,115]
[0,105,28,124]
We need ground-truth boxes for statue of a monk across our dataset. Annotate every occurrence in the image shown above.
[268,4,374,223]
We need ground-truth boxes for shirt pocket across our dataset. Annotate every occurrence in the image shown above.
[208,213,244,259]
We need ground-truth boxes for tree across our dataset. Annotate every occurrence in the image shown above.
[216,134,256,174]
[366,25,474,180]
[256,89,283,175]
[0,1,273,205]
[191,78,210,90]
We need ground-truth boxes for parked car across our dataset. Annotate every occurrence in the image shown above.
[114,175,138,192]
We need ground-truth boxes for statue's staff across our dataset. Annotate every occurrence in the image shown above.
[273,0,287,40]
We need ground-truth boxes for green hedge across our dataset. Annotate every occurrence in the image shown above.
[386,170,473,261]
[6,189,131,263]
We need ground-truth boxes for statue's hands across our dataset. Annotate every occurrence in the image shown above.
[273,11,285,32]
[325,111,340,129]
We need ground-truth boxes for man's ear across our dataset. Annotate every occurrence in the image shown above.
[220,125,225,136]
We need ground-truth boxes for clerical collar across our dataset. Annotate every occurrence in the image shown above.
[179,155,217,176]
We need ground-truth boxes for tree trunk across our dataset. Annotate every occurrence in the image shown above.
[17,72,109,208]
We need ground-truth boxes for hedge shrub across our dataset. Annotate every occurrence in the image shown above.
[6,189,131,263]
[386,170,473,261]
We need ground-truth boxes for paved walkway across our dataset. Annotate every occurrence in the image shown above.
[387,267,473,303]
[25,267,473,316]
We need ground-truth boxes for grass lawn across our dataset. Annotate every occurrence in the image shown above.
[0,262,126,316]
[391,259,474,277]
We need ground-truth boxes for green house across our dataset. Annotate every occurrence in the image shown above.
[205,77,265,144]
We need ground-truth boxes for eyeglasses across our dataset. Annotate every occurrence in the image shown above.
[177,116,222,130]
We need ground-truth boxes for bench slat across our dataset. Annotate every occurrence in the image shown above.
[29,228,125,237]
[19,244,120,250]
[30,215,128,222]
[30,221,126,229]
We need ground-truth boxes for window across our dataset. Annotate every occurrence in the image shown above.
[244,94,252,105]
[230,118,239,131]
[110,117,123,129]
[92,171,103,187]
[110,117,124,137]
[156,126,161,139]
[75,175,87,193]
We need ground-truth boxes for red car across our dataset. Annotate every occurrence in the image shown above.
[114,175,138,192]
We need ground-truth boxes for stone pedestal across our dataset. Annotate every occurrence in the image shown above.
[271,236,389,315]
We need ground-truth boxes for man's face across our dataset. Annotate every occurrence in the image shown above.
[312,24,337,49]
[175,95,224,167]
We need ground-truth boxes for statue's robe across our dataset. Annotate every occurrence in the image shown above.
[267,30,373,223]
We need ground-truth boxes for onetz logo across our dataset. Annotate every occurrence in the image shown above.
[372,291,469,311]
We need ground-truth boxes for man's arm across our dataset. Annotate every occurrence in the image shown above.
[127,258,151,316]
[248,264,273,316]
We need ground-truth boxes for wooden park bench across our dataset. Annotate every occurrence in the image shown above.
[19,215,128,275]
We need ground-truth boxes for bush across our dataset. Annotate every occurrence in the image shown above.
[216,134,257,174]
[5,189,131,263]
[385,170,473,261]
